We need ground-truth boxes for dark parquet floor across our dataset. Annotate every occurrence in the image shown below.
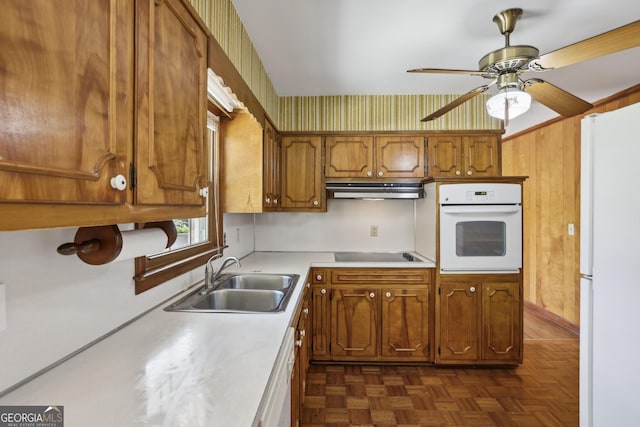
[301,309,579,427]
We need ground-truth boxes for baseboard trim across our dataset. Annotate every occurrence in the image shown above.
[524,301,580,335]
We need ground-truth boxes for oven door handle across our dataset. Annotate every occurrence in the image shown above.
[440,205,520,214]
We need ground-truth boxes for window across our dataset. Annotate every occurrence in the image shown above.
[134,111,223,294]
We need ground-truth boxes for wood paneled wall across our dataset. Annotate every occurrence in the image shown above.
[502,85,640,325]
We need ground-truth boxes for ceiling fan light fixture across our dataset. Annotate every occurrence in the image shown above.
[486,88,531,120]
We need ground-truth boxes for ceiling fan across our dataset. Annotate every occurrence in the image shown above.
[408,9,640,123]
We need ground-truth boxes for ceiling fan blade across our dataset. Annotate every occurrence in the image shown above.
[421,85,491,122]
[533,20,640,70]
[523,79,593,117]
[408,67,488,77]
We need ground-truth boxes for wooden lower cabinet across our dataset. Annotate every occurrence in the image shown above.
[437,274,522,365]
[331,287,378,358]
[291,280,312,427]
[381,287,430,359]
[311,268,433,362]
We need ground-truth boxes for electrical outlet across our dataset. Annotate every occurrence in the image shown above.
[236,228,241,243]
[370,225,378,237]
[568,224,575,236]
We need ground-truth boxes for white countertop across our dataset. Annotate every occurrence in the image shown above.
[0,251,434,426]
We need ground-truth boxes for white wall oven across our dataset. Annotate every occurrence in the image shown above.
[439,183,522,273]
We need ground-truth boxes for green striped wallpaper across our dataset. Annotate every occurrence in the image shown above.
[188,0,501,132]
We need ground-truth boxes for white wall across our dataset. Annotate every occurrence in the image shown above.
[0,227,202,393]
[255,199,416,252]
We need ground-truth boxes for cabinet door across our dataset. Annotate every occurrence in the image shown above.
[325,136,374,178]
[0,1,131,204]
[381,288,430,359]
[482,282,521,361]
[438,282,479,361]
[281,136,324,211]
[135,0,208,207]
[464,136,500,177]
[311,285,330,360]
[263,119,281,210]
[427,136,462,177]
[375,136,425,178]
[331,287,378,358]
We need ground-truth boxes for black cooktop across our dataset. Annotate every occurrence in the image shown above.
[333,252,422,262]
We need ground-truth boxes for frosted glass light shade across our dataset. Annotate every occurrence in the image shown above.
[486,89,532,120]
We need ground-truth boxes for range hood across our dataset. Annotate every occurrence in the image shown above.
[326,182,424,199]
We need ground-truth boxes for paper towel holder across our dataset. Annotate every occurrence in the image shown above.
[56,221,178,265]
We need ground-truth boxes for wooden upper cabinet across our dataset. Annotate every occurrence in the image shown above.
[135,0,208,206]
[325,135,425,179]
[325,136,374,178]
[281,136,325,211]
[0,1,132,205]
[0,0,209,230]
[428,135,500,177]
[376,136,425,178]
[263,119,281,211]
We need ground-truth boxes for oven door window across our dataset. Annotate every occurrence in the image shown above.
[456,221,506,256]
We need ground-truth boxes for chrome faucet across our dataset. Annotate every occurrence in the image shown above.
[203,254,241,292]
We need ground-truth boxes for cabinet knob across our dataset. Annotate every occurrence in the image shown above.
[300,329,306,337]
[306,282,311,288]
[313,200,319,206]
[385,291,392,298]
[378,171,383,177]
[467,170,473,176]
[316,274,323,281]
[265,197,271,203]
[320,288,326,295]
[296,339,303,347]
[369,292,375,298]
[303,308,309,315]
[273,198,279,205]
[110,175,127,191]
[199,187,209,197]
[455,170,461,176]
[470,286,476,293]
[366,171,372,177]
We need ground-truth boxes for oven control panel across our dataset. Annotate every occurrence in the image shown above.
[439,183,521,204]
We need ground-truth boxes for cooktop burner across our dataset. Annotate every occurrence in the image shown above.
[333,252,422,262]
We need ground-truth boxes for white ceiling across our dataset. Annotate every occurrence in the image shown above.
[229,0,640,136]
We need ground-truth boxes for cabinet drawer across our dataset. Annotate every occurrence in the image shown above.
[331,268,430,284]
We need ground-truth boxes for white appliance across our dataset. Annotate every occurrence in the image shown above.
[580,103,640,427]
[439,183,522,273]
[255,327,295,427]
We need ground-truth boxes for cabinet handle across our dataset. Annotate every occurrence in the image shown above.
[385,291,392,298]
[199,187,209,197]
[320,288,326,295]
[470,286,476,293]
[316,274,323,281]
[378,171,383,177]
[110,175,127,191]
[369,292,375,298]
[366,171,372,177]
[467,171,473,176]
[313,200,319,206]
[455,170,461,176]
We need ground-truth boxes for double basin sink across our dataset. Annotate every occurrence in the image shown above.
[164,273,300,313]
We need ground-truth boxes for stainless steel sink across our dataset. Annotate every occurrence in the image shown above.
[164,273,300,313]
[217,274,294,290]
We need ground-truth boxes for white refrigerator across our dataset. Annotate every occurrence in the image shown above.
[580,102,640,427]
